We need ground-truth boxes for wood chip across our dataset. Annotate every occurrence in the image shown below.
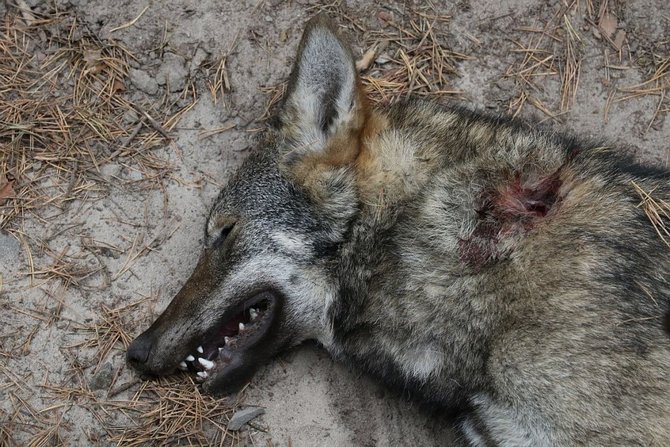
[356,47,378,72]
[356,42,388,72]
[16,0,35,26]
[227,406,265,431]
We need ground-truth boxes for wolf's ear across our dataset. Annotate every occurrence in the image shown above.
[277,15,366,175]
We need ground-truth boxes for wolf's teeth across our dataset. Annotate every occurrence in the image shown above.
[239,322,245,331]
[185,355,195,362]
[249,309,258,320]
[179,361,188,370]
[197,345,204,353]
[197,371,208,379]
[224,336,231,344]
[219,347,224,353]
[198,358,215,369]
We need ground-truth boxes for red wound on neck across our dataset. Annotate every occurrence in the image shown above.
[459,169,563,269]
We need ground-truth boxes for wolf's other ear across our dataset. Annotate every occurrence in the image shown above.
[277,15,366,172]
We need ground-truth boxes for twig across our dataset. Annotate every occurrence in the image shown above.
[107,379,140,398]
[130,104,171,139]
[110,5,150,33]
[197,123,236,140]
[108,120,144,159]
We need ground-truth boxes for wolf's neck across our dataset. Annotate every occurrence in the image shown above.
[354,112,437,215]
[353,103,488,216]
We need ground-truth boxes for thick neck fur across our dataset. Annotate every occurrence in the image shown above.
[325,101,514,407]
[324,100,670,416]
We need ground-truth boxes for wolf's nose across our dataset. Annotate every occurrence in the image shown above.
[126,333,153,370]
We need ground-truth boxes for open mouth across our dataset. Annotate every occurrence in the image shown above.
[177,291,277,386]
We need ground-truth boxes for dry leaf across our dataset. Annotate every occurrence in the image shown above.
[83,49,102,67]
[378,11,393,23]
[599,13,617,40]
[613,30,626,51]
[0,175,16,205]
[83,49,104,74]
[112,79,126,93]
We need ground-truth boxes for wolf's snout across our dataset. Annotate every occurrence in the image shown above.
[126,332,155,372]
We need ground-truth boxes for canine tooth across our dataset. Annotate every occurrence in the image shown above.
[179,361,188,370]
[185,355,195,362]
[249,309,258,320]
[224,336,231,344]
[239,322,245,331]
[197,371,208,378]
[219,347,224,353]
[197,345,204,353]
[198,358,215,369]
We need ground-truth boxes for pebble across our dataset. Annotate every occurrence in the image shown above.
[0,231,21,266]
[128,68,158,95]
[89,362,114,390]
[227,406,265,431]
[156,53,189,92]
[122,109,139,124]
[100,163,121,180]
[189,47,210,75]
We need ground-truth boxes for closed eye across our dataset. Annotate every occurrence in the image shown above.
[211,223,235,248]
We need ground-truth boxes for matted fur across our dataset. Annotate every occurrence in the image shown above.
[128,16,670,446]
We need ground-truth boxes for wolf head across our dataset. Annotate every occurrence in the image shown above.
[126,16,368,394]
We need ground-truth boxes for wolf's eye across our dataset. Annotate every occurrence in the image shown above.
[212,224,235,248]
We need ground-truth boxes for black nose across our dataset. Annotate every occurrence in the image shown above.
[126,332,154,371]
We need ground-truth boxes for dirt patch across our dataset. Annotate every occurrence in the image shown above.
[1,0,668,445]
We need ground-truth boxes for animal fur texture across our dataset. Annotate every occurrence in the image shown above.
[127,15,670,446]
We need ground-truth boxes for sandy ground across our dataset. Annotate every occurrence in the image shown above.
[1,0,668,445]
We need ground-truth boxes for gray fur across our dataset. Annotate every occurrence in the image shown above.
[128,16,670,446]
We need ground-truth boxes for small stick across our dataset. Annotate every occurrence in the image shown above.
[110,5,150,33]
[131,104,171,139]
[107,378,140,398]
[121,121,144,149]
[197,123,236,140]
[108,120,143,159]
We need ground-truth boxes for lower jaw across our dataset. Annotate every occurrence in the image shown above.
[178,292,280,388]
[201,355,261,395]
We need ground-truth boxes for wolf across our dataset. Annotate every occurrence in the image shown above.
[127,15,670,446]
